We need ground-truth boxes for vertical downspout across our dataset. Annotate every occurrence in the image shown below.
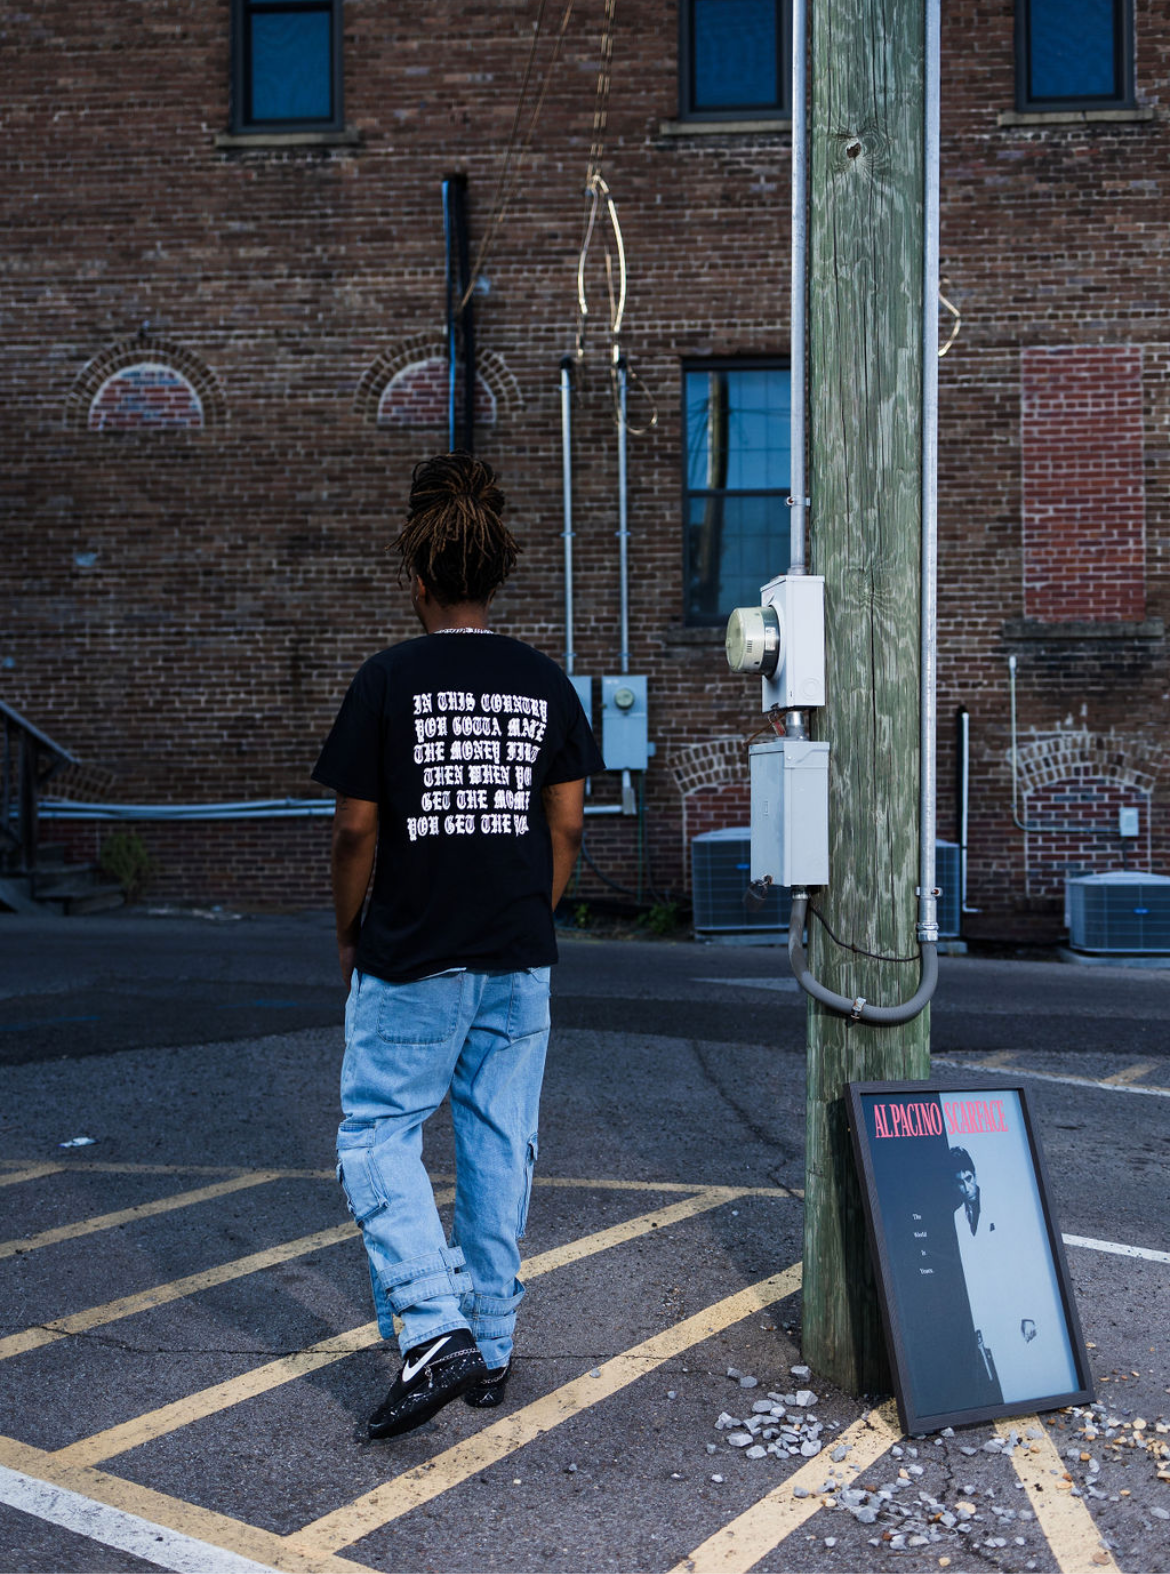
[441,178,457,453]
[561,358,576,676]
[957,706,970,914]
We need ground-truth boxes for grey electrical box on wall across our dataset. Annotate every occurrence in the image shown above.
[569,675,593,724]
[601,675,649,770]
[749,738,830,887]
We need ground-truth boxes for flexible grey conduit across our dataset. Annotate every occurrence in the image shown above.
[789,895,938,1025]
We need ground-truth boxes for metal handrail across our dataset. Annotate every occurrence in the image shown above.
[1,701,78,882]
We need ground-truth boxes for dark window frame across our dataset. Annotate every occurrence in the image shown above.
[230,0,345,134]
[681,356,792,628]
[678,0,790,122]
[1015,0,1135,111]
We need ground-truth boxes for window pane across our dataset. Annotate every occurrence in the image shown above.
[250,8,333,122]
[687,494,787,621]
[1028,0,1118,101]
[686,369,791,493]
[693,0,779,110]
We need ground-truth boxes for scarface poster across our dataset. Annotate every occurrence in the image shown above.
[846,1082,1093,1433]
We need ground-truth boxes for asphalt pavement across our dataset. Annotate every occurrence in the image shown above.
[0,910,1166,1574]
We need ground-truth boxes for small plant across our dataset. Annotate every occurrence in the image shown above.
[573,901,592,930]
[98,830,157,902]
[638,900,680,937]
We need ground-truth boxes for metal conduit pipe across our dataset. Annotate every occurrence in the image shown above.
[560,357,576,676]
[784,0,940,1023]
[787,0,809,580]
[616,356,631,677]
[37,798,630,822]
[616,356,636,815]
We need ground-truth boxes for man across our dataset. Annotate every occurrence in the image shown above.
[313,452,604,1440]
[950,1145,1053,1402]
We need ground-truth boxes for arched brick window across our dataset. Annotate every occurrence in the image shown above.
[88,364,204,431]
[670,736,751,890]
[1014,731,1159,898]
[66,339,225,432]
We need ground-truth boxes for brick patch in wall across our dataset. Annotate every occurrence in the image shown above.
[89,364,204,431]
[1020,345,1146,625]
[378,358,497,428]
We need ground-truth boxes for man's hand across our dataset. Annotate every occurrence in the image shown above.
[331,794,378,987]
[541,778,586,910]
[338,939,359,990]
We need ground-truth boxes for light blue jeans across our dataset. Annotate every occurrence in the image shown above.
[337,967,550,1371]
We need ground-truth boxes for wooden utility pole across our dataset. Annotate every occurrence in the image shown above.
[802,0,933,1393]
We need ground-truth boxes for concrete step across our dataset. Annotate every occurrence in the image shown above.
[0,875,41,914]
[66,885,125,916]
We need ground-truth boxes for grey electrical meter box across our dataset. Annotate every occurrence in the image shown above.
[601,675,649,770]
[750,738,830,887]
[760,574,825,712]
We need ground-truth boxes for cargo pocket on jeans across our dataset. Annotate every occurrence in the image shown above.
[517,1133,538,1240]
[335,1118,387,1225]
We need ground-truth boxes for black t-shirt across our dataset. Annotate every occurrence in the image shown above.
[312,632,605,983]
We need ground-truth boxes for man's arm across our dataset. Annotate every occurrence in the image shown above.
[541,778,586,910]
[330,794,378,986]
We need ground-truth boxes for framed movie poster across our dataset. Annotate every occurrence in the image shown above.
[846,1081,1094,1435]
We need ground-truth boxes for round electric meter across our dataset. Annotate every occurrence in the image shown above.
[613,686,636,711]
[725,604,782,677]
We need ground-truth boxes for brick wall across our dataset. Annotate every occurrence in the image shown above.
[3,0,1168,939]
[1021,346,1146,625]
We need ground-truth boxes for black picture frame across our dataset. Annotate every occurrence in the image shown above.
[846,1080,1094,1435]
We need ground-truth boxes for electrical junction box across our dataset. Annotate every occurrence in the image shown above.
[601,674,649,771]
[750,738,830,888]
[569,675,593,726]
[761,574,825,712]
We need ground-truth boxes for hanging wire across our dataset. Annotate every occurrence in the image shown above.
[571,0,656,435]
[457,0,576,315]
[938,276,962,358]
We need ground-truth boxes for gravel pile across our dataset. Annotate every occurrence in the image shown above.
[709,1375,1168,1562]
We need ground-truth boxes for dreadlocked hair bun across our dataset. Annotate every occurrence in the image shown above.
[394,452,520,604]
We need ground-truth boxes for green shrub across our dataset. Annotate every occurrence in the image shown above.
[98,830,157,902]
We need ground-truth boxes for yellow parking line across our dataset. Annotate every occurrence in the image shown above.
[998,1417,1120,1573]
[668,1401,901,1574]
[976,1051,1017,1068]
[0,1171,282,1261]
[0,1222,358,1364]
[0,1163,65,1188]
[286,1263,803,1558]
[51,1325,381,1470]
[51,1188,761,1467]
[0,1433,375,1574]
[1101,1060,1158,1086]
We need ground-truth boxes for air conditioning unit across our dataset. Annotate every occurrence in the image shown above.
[936,839,960,939]
[1066,871,1170,955]
[691,827,789,939]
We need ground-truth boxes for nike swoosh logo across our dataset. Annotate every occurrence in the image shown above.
[402,1335,451,1384]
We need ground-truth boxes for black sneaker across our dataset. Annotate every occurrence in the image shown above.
[463,1361,512,1409]
[367,1329,487,1440]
